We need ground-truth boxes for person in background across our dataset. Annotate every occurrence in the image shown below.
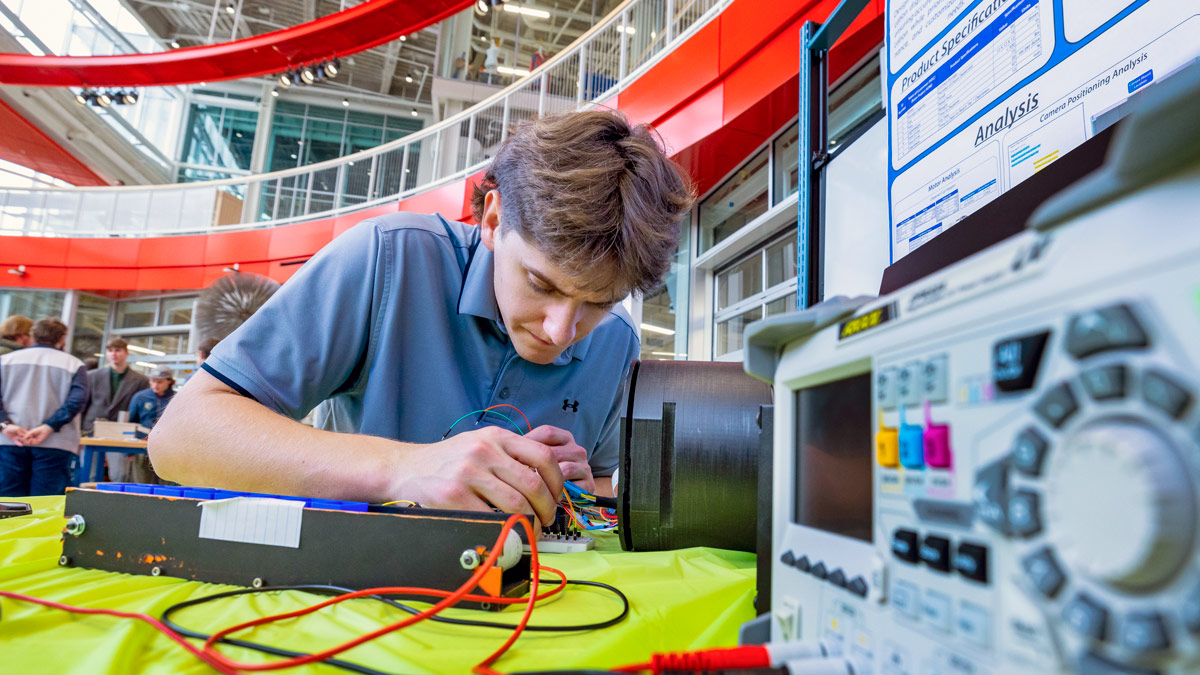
[126,365,176,484]
[83,357,99,371]
[530,45,545,72]
[0,318,89,496]
[82,338,149,481]
[195,337,220,367]
[484,37,502,84]
[0,315,33,356]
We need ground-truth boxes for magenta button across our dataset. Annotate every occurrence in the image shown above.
[924,424,953,468]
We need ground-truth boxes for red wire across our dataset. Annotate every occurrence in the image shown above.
[483,404,533,433]
[3,517,566,675]
[0,590,240,675]
[200,514,541,672]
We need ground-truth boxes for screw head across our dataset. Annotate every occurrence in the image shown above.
[58,555,69,566]
[150,566,162,577]
[63,514,86,536]
[252,577,264,588]
[460,549,481,570]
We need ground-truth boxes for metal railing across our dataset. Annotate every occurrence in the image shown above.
[0,0,730,238]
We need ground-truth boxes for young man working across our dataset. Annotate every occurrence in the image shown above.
[0,318,89,496]
[126,365,176,484]
[83,338,149,481]
[150,111,694,526]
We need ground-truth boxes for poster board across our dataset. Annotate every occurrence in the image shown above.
[885,0,1200,262]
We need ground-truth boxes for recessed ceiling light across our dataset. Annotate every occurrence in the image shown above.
[169,40,180,48]
[290,153,297,159]
[399,35,406,42]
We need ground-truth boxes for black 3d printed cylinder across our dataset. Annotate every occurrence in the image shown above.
[618,360,772,552]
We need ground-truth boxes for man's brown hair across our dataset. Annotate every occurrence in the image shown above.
[197,337,220,359]
[32,318,68,347]
[470,110,695,295]
[106,338,129,351]
[0,315,32,341]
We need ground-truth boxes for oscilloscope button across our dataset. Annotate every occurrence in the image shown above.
[1035,382,1079,429]
[810,562,829,580]
[1119,612,1170,653]
[828,568,848,588]
[1022,547,1066,599]
[1142,370,1193,420]
[919,535,951,573]
[1066,304,1149,360]
[1080,364,1128,401]
[795,555,813,572]
[1008,490,1043,537]
[1012,428,1050,477]
[891,529,920,564]
[1064,593,1111,642]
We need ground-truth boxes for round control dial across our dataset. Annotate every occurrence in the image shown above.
[1045,420,1196,591]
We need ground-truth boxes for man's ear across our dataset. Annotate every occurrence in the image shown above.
[480,190,502,251]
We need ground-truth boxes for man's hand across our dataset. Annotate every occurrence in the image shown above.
[22,425,52,446]
[390,426,565,525]
[1,423,28,446]
[525,425,595,495]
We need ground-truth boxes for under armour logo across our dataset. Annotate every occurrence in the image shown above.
[562,399,579,412]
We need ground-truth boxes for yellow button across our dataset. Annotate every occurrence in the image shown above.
[876,411,899,467]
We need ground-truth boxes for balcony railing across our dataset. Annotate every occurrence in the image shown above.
[0,0,730,238]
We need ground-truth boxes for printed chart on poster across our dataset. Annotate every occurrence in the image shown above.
[885,0,1200,262]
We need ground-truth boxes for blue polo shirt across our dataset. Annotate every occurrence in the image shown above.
[203,213,638,476]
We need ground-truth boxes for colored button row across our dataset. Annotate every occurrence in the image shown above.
[876,355,949,409]
[779,550,868,597]
[876,402,952,469]
[890,579,991,648]
[891,528,988,584]
[96,483,370,513]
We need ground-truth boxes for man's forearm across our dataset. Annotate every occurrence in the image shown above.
[149,371,404,502]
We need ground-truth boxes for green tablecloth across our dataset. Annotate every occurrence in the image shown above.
[0,496,756,674]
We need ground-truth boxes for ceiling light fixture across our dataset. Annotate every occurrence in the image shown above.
[95,91,112,107]
[270,88,279,97]
[476,0,488,11]
[169,40,180,48]
[399,35,406,42]
[300,66,316,84]
[278,72,292,87]
[341,98,349,107]
[640,323,675,336]
[74,90,88,105]
[410,108,418,117]
[323,60,338,77]
[224,3,235,13]
[502,4,550,19]
[119,91,138,105]
[405,74,413,83]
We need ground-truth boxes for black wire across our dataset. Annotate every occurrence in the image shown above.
[160,579,629,675]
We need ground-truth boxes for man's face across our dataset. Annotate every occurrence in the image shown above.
[196,350,206,366]
[149,378,171,395]
[480,192,624,366]
[107,347,128,370]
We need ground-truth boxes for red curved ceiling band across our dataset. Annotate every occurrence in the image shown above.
[0,0,474,87]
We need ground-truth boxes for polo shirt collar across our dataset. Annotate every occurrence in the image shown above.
[457,244,591,364]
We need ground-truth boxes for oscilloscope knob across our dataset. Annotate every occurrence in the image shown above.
[1044,420,1196,591]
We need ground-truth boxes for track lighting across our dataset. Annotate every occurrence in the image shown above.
[74,90,88,105]
[342,98,349,107]
[410,108,418,117]
[405,74,413,83]
[301,66,316,84]
[95,92,112,107]
[170,40,180,48]
[119,91,138,105]
[224,3,235,14]
[279,72,293,88]
[270,88,279,97]
[323,60,338,77]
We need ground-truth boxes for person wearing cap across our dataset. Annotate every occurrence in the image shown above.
[125,366,176,484]
[0,315,33,356]
[84,337,149,482]
[128,366,176,430]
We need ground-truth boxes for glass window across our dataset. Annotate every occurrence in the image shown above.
[70,294,109,361]
[772,123,800,204]
[179,103,257,175]
[765,294,796,316]
[698,147,770,253]
[115,299,156,329]
[766,235,797,289]
[715,307,762,356]
[267,101,422,174]
[0,290,65,322]
[716,253,762,312]
[639,214,691,361]
[160,297,194,325]
[124,332,188,357]
[829,53,883,149]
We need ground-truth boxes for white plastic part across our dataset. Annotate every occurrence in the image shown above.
[765,641,827,663]
[783,657,853,675]
[496,530,523,570]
